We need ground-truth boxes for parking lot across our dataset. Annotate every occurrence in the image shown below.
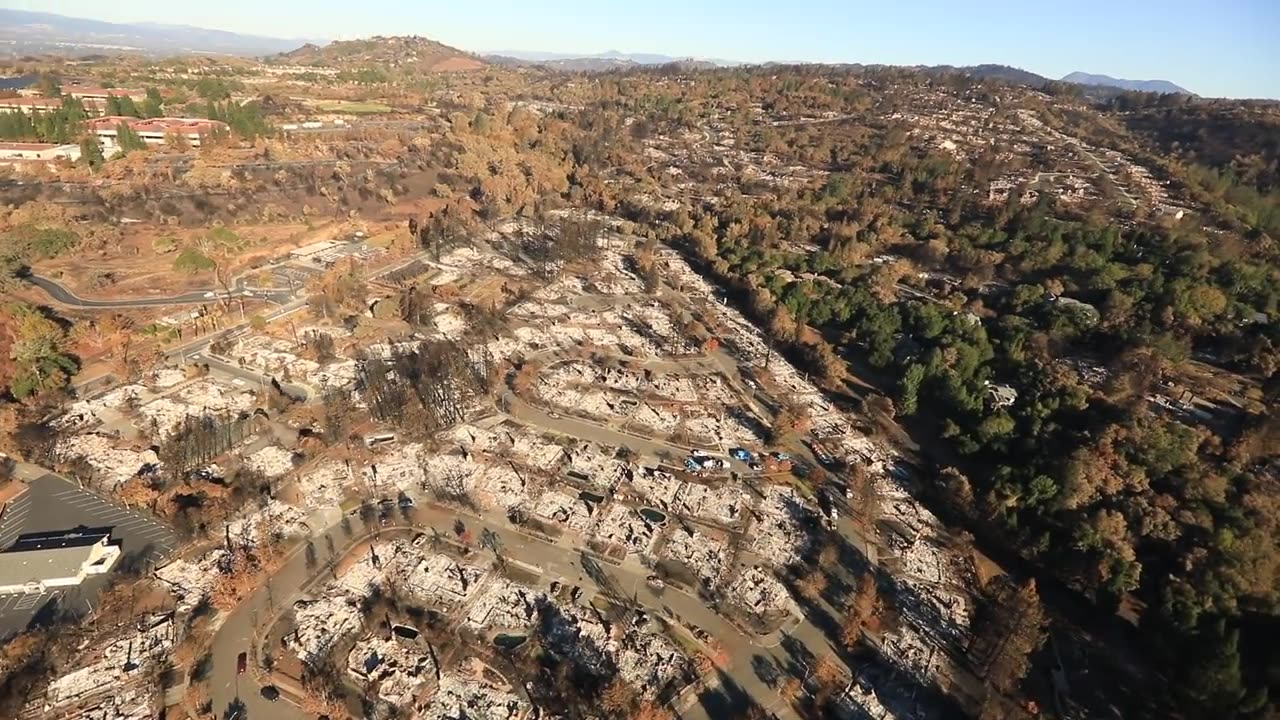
[0,473,179,635]
[0,473,178,568]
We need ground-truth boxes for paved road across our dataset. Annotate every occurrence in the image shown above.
[209,513,347,720]
[25,240,426,312]
[25,274,294,308]
[209,494,822,720]
[189,351,312,403]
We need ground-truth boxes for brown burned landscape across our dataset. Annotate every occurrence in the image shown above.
[0,25,1276,720]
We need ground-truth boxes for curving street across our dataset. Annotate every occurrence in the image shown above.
[205,361,887,720]
[208,496,832,720]
[24,273,294,308]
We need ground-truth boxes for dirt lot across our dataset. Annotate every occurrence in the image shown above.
[36,221,334,297]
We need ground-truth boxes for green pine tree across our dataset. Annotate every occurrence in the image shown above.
[80,136,105,170]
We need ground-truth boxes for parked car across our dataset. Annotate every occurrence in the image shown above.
[236,651,247,675]
[412,533,428,548]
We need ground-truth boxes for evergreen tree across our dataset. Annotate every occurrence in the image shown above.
[117,96,141,117]
[80,136,105,170]
[37,74,61,98]
[141,87,165,118]
[115,122,148,153]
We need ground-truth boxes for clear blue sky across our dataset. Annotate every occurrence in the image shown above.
[8,0,1280,98]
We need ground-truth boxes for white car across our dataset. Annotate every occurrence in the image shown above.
[202,291,215,298]
[231,378,247,386]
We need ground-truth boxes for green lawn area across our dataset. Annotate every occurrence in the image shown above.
[364,229,400,248]
[312,100,394,114]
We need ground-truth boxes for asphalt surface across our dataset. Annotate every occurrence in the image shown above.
[0,472,177,562]
[0,471,179,636]
[210,499,820,720]
[25,274,293,308]
[189,351,312,402]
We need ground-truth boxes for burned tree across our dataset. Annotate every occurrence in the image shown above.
[968,577,1047,696]
[357,339,495,438]
[158,412,251,483]
[519,210,604,280]
[418,206,468,261]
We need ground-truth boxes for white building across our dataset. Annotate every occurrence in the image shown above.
[0,141,81,165]
[85,116,229,149]
[0,530,121,595]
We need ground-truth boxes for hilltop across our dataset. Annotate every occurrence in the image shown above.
[1062,71,1190,95]
[274,35,485,72]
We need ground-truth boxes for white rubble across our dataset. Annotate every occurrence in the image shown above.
[419,452,535,512]
[564,441,632,490]
[592,504,661,556]
[725,566,796,619]
[288,593,364,665]
[54,384,146,432]
[346,634,435,704]
[336,540,411,598]
[45,614,175,707]
[748,485,815,566]
[296,459,351,508]
[611,629,687,696]
[242,445,297,477]
[673,480,750,526]
[463,577,545,630]
[626,466,683,507]
[225,500,309,545]
[527,489,597,532]
[146,367,189,389]
[55,434,159,491]
[155,549,229,613]
[420,668,527,720]
[400,553,487,608]
[661,526,729,586]
[364,443,425,493]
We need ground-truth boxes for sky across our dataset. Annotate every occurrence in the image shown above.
[7,0,1280,98]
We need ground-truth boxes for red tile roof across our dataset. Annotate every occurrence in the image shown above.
[87,116,229,134]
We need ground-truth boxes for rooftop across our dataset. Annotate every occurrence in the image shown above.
[0,532,113,588]
[86,116,229,134]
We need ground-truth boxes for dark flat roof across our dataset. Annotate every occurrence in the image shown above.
[4,528,113,554]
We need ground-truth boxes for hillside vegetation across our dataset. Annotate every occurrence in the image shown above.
[273,35,486,73]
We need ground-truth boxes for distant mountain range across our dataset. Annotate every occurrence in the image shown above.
[1060,72,1190,95]
[486,49,740,72]
[0,9,316,56]
[940,64,1194,97]
[0,10,1199,96]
